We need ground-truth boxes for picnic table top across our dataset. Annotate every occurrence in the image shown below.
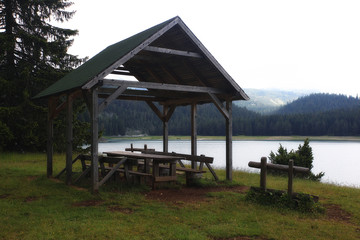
[104,151,183,162]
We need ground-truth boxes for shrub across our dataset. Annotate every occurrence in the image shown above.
[245,187,325,213]
[268,138,325,181]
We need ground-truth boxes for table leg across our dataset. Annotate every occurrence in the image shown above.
[152,161,159,189]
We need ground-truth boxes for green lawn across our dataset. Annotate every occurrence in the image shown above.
[0,152,359,240]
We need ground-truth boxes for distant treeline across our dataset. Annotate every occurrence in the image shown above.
[94,93,360,137]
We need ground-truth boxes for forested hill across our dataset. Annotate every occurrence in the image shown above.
[275,93,360,115]
[98,92,360,137]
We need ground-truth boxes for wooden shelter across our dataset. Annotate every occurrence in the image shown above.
[34,16,249,192]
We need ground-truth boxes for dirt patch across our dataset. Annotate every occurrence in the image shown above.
[108,206,134,214]
[145,185,249,205]
[0,194,10,199]
[72,199,103,207]
[26,176,38,182]
[325,204,352,223]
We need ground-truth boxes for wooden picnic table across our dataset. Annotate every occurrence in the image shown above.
[104,151,183,188]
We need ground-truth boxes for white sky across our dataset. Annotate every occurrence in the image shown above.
[59,0,360,96]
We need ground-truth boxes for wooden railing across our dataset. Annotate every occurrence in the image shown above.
[248,157,309,196]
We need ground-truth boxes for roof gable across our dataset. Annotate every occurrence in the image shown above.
[34,16,249,102]
[34,17,177,99]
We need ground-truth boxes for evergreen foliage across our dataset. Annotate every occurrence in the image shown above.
[268,138,325,181]
[97,94,360,137]
[0,0,88,151]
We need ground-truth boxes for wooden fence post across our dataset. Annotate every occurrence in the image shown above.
[288,160,294,196]
[260,157,267,191]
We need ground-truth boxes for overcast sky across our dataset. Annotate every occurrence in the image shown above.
[59,0,360,96]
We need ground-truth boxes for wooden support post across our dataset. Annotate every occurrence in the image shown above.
[66,94,73,185]
[191,103,197,169]
[225,100,233,181]
[260,157,267,191]
[90,89,99,193]
[288,159,294,196]
[47,97,55,178]
[163,105,169,152]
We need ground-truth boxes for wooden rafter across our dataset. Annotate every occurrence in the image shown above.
[143,46,202,58]
[82,18,180,90]
[102,79,226,94]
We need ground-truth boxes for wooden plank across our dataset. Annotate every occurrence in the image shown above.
[143,46,202,58]
[74,166,91,184]
[288,160,294,196]
[165,105,176,122]
[163,105,169,152]
[98,158,126,187]
[176,19,249,100]
[146,101,163,120]
[98,85,127,112]
[90,88,99,193]
[225,100,232,181]
[205,162,219,181]
[141,150,213,163]
[260,157,267,191]
[154,175,177,182]
[66,93,73,185]
[209,93,229,119]
[191,103,197,170]
[55,155,81,179]
[82,17,179,90]
[101,79,226,94]
[47,97,55,178]
[248,161,310,173]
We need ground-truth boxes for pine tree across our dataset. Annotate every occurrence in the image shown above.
[0,0,84,151]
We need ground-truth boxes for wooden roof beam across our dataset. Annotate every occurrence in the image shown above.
[144,46,202,58]
[102,79,226,94]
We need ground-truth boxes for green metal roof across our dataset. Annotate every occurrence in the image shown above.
[34,17,177,99]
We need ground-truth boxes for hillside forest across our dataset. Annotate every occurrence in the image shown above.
[95,93,360,137]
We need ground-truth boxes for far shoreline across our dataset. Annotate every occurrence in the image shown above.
[102,135,360,142]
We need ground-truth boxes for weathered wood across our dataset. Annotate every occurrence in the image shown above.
[205,162,219,181]
[81,17,179,90]
[225,100,232,181]
[177,19,248,97]
[163,105,169,152]
[249,158,310,196]
[288,160,294,196]
[260,157,267,191]
[101,79,226,95]
[98,158,127,187]
[191,103,197,169]
[141,150,213,163]
[98,85,127,112]
[248,161,310,173]
[146,101,163,119]
[144,46,202,58]
[55,155,82,179]
[90,88,99,193]
[47,97,55,178]
[74,166,91,184]
[154,175,177,182]
[66,93,73,185]
[209,93,229,119]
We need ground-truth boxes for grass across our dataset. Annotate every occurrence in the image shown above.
[0,152,360,240]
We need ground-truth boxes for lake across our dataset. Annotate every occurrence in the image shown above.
[98,139,360,188]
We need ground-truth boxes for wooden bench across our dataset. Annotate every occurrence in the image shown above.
[126,144,218,183]
[141,150,219,182]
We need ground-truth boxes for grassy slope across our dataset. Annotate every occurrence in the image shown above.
[0,153,359,240]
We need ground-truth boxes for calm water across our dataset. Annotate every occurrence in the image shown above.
[98,140,360,188]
